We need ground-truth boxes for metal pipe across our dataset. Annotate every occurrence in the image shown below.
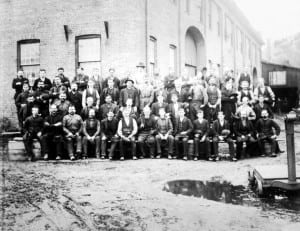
[285,117,297,182]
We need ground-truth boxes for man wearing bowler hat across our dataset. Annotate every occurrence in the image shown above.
[119,78,139,111]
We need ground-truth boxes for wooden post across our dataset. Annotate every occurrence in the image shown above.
[285,117,297,183]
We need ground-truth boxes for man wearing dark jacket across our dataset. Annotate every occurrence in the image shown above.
[12,70,28,100]
[137,107,157,158]
[255,109,280,157]
[33,69,52,91]
[174,108,193,160]
[100,111,119,160]
[233,110,256,159]
[193,110,210,160]
[82,109,101,159]
[101,78,120,105]
[42,104,64,160]
[210,111,235,161]
[68,82,82,115]
[23,106,44,161]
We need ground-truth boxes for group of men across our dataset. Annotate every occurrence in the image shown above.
[12,66,281,161]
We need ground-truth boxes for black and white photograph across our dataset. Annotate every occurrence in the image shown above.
[0,0,300,230]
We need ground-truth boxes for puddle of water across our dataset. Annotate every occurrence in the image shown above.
[163,180,300,221]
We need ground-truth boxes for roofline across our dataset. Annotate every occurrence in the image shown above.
[218,0,264,45]
[262,60,300,71]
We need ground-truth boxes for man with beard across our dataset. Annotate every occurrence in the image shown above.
[53,92,71,117]
[254,95,274,123]
[82,109,101,159]
[256,109,280,157]
[137,107,156,159]
[42,104,64,160]
[117,109,138,160]
[254,78,275,106]
[63,105,83,160]
[210,111,235,161]
[33,69,52,91]
[23,106,44,161]
[233,110,256,159]
[81,97,99,121]
[68,82,82,114]
[100,111,119,160]
[221,77,237,123]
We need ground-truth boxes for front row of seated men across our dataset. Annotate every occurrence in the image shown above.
[23,103,281,162]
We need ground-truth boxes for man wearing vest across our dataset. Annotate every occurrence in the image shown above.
[204,77,221,123]
[155,108,174,158]
[117,109,138,160]
[137,107,157,159]
[174,108,193,160]
[101,111,119,160]
[82,109,101,159]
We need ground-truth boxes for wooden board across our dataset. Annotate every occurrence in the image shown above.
[253,165,300,181]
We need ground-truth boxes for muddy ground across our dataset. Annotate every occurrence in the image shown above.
[1,117,300,231]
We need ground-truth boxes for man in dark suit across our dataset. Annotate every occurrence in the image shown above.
[255,109,280,157]
[174,108,193,160]
[100,111,119,160]
[254,95,274,123]
[167,93,183,127]
[210,111,235,161]
[151,94,168,118]
[233,110,256,159]
[101,78,120,105]
[33,69,52,91]
[193,109,210,160]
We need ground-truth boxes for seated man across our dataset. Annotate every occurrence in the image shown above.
[193,109,210,161]
[82,109,101,159]
[23,106,44,161]
[63,105,83,160]
[233,110,256,159]
[204,77,221,123]
[80,96,99,121]
[101,111,119,160]
[174,108,193,160]
[137,107,157,159]
[254,94,273,123]
[210,111,235,161]
[117,109,138,160]
[53,92,71,117]
[255,109,280,157]
[117,98,138,120]
[155,108,174,159]
[42,104,63,160]
[101,78,120,105]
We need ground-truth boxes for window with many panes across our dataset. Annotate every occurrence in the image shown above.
[76,35,101,77]
[149,36,157,77]
[17,40,40,79]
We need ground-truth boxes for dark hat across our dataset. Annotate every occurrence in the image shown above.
[125,78,134,84]
[136,62,145,68]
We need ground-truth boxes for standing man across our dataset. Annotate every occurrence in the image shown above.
[101,111,119,160]
[204,77,221,123]
[15,83,30,129]
[174,108,193,160]
[137,107,157,159]
[12,70,28,103]
[82,109,101,159]
[63,105,83,160]
[68,82,83,115]
[23,106,44,161]
[119,78,139,110]
[117,109,138,160]
[151,94,169,118]
[103,68,120,89]
[57,67,70,88]
[33,69,52,91]
[53,92,71,117]
[100,94,119,120]
[74,67,89,92]
[42,104,64,160]
[101,78,120,105]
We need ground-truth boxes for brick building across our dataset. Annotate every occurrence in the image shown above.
[0,0,263,127]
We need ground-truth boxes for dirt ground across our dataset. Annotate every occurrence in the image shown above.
[1,117,300,231]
